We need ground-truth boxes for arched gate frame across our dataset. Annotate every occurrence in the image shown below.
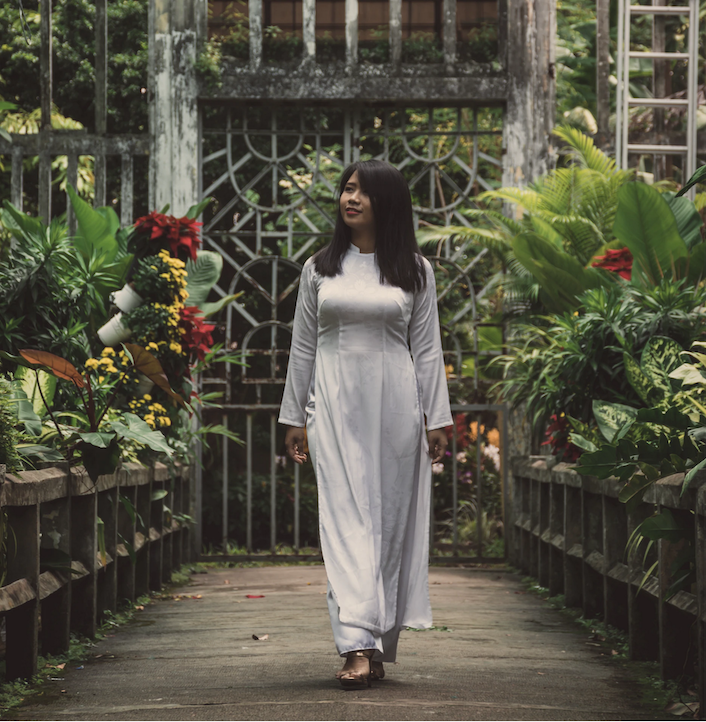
[196,104,509,562]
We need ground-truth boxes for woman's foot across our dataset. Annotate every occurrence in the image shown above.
[370,661,385,680]
[336,649,374,689]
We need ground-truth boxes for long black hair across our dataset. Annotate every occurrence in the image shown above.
[313,160,427,293]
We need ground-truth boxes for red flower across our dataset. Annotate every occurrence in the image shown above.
[133,211,203,261]
[542,414,581,463]
[591,247,633,281]
[179,306,215,361]
[445,412,469,449]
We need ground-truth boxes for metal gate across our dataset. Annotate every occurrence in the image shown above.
[196,104,508,562]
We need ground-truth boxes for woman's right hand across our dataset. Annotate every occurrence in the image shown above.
[284,426,308,465]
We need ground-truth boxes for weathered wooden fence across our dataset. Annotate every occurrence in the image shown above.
[0,461,193,681]
[509,457,705,713]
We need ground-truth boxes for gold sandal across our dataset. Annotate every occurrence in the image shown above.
[336,649,375,689]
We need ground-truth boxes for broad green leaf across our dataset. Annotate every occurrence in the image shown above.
[512,232,608,313]
[66,185,119,263]
[14,366,56,416]
[110,412,173,456]
[184,250,223,311]
[569,433,597,453]
[592,400,637,443]
[676,164,706,197]
[186,198,212,220]
[576,443,618,478]
[669,363,705,386]
[200,294,240,318]
[10,382,42,436]
[686,243,706,285]
[151,489,168,501]
[79,431,117,449]
[635,407,693,430]
[17,444,65,462]
[663,192,703,249]
[613,183,688,286]
[618,469,655,505]
[640,336,684,393]
[682,457,706,496]
[624,352,659,405]
[638,509,685,543]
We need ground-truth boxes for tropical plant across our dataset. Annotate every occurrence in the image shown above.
[417,126,634,316]
[0,376,25,473]
[12,345,181,482]
[492,279,706,452]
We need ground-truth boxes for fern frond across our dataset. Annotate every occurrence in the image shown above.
[553,125,616,176]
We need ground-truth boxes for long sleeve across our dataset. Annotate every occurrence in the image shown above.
[409,258,453,431]
[279,258,318,427]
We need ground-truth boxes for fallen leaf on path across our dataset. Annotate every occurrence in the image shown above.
[135,605,144,611]
[537,672,544,675]
[224,580,230,585]
[252,634,270,641]
[192,595,203,599]
[246,594,265,598]
[611,649,618,656]
[665,701,700,716]
[584,642,601,647]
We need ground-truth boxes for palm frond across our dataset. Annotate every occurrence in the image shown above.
[553,125,617,176]
[479,187,543,214]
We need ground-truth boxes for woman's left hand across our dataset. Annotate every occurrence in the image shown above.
[427,429,448,463]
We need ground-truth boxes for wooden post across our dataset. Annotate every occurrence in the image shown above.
[595,0,611,148]
[442,0,456,71]
[249,0,262,69]
[389,0,401,69]
[39,0,53,222]
[302,0,315,64]
[345,0,358,69]
[94,0,108,207]
[149,0,202,215]
[503,0,556,189]
[5,505,40,680]
[70,475,98,639]
[97,487,118,620]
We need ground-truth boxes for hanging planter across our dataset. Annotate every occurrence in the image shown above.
[97,313,131,346]
[112,284,144,313]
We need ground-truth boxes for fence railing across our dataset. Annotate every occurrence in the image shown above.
[509,456,705,712]
[199,404,509,563]
[0,461,193,681]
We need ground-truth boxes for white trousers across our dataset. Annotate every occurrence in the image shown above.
[326,581,402,662]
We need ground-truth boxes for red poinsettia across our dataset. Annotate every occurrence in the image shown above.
[542,413,581,463]
[591,247,633,281]
[179,306,215,361]
[133,211,203,261]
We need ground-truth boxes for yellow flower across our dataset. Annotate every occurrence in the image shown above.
[147,342,159,351]
[179,289,189,300]
[106,365,118,374]
[143,394,152,401]
[169,342,182,354]
[85,358,100,370]
[98,376,105,383]
[101,347,115,357]
[159,273,171,280]
[159,417,171,427]
[100,357,113,367]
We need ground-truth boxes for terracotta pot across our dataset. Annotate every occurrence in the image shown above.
[112,283,144,313]
[97,313,131,346]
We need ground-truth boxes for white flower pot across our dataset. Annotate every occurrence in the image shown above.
[97,313,131,346]
[112,284,144,313]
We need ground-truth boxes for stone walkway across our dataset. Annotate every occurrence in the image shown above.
[17,566,660,721]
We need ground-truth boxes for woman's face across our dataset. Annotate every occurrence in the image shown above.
[340,171,374,233]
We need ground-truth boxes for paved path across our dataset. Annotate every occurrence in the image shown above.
[17,566,659,721]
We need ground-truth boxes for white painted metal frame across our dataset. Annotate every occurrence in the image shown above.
[616,0,699,187]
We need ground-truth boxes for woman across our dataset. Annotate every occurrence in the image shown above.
[279,160,452,688]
